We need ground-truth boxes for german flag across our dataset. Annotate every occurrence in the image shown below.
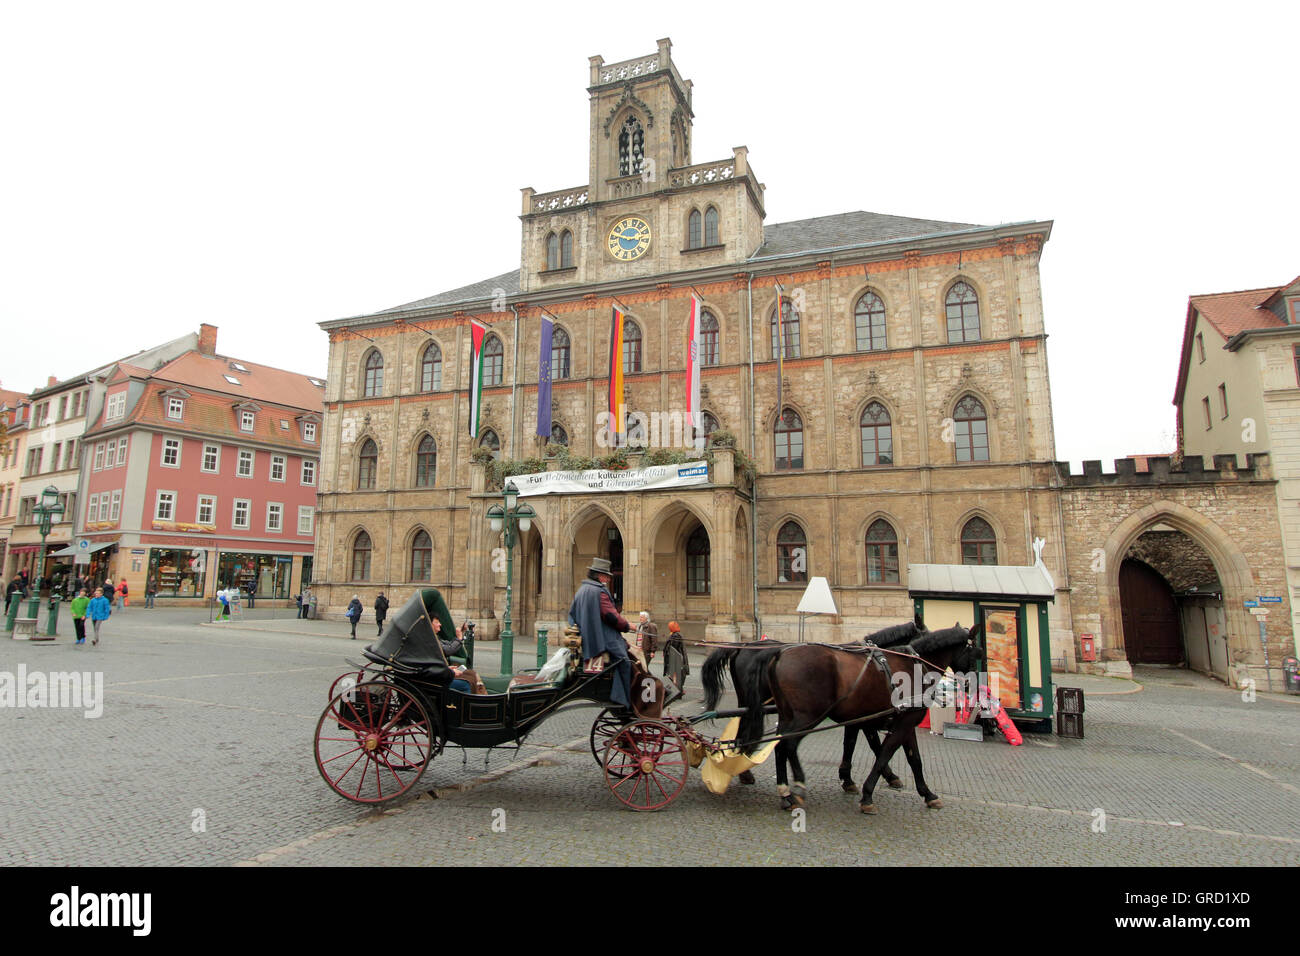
[609,306,625,446]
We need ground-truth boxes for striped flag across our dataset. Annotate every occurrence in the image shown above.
[467,319,487,438]
[686,292,703,443]
[774,281,785,413]
[537,313,553,439]
[608,306,626,447]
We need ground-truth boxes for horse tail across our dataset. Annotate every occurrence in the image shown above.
[739,648,781,755]
[701,647,739,711]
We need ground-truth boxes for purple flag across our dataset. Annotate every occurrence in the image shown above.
[537,314,553,439]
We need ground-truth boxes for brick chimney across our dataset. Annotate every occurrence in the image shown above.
[198,324,218,356]
[47,375,58,386]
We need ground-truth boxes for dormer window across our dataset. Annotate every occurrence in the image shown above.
[167,397,184,420]
[303,421,317,443]
[240,409,255,432]
[105,393,126,421]
[618,116,644,176]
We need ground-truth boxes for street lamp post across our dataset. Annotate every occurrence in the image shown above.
[486,481,536,678]
[29,485,64,634]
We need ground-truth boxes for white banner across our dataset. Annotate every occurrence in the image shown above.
[512,462,709,497]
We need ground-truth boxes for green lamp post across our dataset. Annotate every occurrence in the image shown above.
[29,485,64,632]
[486,480,536,678]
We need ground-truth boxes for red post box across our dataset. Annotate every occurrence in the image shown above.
[1079,634,1096,662]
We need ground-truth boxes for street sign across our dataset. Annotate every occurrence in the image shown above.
[1259,596,1283,604]
[1244,600,1259,608]
[1250,607,1269,617]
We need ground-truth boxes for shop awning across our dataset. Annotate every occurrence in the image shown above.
[908,562,1056,601]
[49,541,117,558]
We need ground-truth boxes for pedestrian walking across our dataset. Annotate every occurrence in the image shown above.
[118,578,129,610]
[145,577,158,609]
[5,577,22,614]
[87,587,111,646]
[346,595,363,639]
[103,579,116,607]
[299,586,312,619]
[70,589,90,645]
[374,592,389,637]
[663,620,689,690]
[246,579,256,609]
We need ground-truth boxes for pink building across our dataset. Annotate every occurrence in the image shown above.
[77,325,324,605]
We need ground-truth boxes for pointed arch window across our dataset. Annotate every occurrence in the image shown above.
[545,233,559,271]
[691,411,719,450]
[771,299,801,359]
[854,291,887,351]
[954,395,989,462]
[420,342,442,392]
[357,439,378,490]
[550,423,568,446]
[961,517,998,565]
[479,429,501,459]
[483,334,504,386]
[700,310,719,366]
[363,350,384,397]
[618,116,645,176]
[551,327,571,380]
[860,402,893,466]
[623,319,642,373]
[560,230,574,269]
[775,408,804,470]
[945,281,981,343]
[410,529,433,582]
[415,435,436,487]
[704,206,720,246]
[777,521,808,584]
[688,209,702,249]
[866,519,900,583]
[351,531,372,581]
[686,524,710,595]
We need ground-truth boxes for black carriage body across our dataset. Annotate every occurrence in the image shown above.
[358,587,619,748]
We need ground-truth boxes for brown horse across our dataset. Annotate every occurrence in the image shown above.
[740,621,983,814]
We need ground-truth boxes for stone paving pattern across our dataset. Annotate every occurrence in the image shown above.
[3,609,1298,866]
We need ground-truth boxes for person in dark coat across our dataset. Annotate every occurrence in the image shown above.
[374,593,389,637]
[567,557,632,709]
[5,578,22,613]
[346,595,363,639]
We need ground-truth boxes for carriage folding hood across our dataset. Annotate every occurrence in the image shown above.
[366,590,459,686]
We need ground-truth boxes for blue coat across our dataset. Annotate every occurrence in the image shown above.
[346,599,363,623]
[568,578,630,707]
[88,596,112,621]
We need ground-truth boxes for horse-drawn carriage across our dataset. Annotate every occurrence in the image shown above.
[314,589,984,814]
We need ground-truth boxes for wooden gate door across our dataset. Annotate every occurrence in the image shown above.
[1119,559,1183,664]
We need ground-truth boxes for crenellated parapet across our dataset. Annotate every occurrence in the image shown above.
[1055,452,1273,485]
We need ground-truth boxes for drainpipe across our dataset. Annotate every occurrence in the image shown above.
[746,272,760,639]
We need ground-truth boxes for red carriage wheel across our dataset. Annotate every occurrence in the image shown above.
[328,669,365,701]
[602,719,689,811]
[315,680,439,805]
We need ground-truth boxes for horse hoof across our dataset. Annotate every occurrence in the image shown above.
[887,779,905,790]
[925,797,944,809]
[738,770,756,785]
[779,796,795,811]
[841,781,860,793]
[790,793,805,809]
[860,803,877,815]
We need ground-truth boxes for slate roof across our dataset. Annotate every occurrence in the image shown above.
[750,210,982,259]
[375,210,989,316]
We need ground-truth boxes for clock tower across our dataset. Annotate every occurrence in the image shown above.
[518,38,766,292]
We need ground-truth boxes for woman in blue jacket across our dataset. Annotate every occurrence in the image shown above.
[88,587,112,646]
[346,595,363,640]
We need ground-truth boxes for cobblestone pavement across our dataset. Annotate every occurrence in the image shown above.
[3,612,1298,866]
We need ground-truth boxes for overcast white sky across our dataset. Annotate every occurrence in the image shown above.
[2,1,1295,464]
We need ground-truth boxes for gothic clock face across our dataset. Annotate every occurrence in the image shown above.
[607,217,652,261]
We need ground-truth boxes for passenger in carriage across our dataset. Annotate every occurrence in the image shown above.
[567,557,632,710]
[431,616,484,694]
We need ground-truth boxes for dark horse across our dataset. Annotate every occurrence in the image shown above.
[701,619,928,791]
[739,621,983,813]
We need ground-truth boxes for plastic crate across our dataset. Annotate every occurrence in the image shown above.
[1056,712,1084,739]
[1056,686,1085,715]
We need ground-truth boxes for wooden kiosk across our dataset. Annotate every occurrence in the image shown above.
[908,546,1056,728]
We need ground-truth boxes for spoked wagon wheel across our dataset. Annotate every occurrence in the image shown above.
[315,680,439,805]
[602,719,690,811]
[590,708,633,770]
[328,669,365,701]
